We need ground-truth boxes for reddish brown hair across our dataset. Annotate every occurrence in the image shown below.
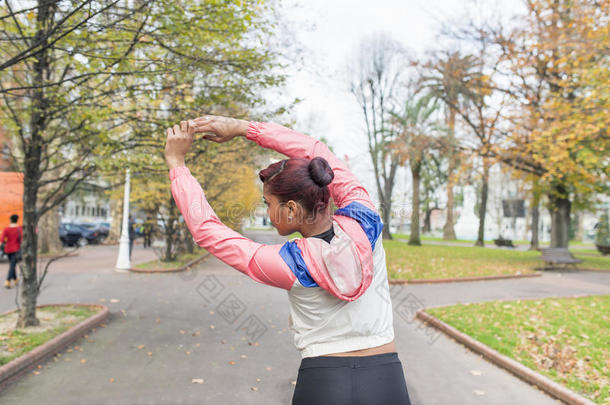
[259,157,334,215]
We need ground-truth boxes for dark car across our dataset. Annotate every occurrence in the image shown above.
[59,223,103,247]
[76,222,109,243]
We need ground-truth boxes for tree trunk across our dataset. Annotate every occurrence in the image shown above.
[106,195,123,244]
[530,190,541,250]
[443,160,457,240]
[475,161,490,247]
[549,184,571,248]
[574,212,583,243]
[408,161,422,246]
[423,209,433,233]
[381,198,393,240]
[38,206,62,254]
[17,0,54,328]
[443,109,457,240]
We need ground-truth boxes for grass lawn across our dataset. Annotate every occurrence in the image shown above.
[134,251,205,270]
[427,296,609,404]
[0,305,99,366]
[383,241,610,280]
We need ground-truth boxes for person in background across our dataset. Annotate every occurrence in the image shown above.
[1,214,22,289]
[128,217,136,259]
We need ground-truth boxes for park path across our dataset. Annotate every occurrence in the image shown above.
[0,230,607,404]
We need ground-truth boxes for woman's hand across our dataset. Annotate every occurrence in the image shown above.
[184,115,249,143]
[164,123,193,170]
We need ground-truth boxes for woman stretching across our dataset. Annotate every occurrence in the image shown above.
[165,115,412,405]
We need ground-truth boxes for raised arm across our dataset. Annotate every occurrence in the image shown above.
[165,124,296,290]
[187,116,376,211]
[245,122,376,211]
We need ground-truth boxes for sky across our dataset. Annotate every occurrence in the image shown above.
[276,0,525,205]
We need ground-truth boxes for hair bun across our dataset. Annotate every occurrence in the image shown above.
[308,157,334,187]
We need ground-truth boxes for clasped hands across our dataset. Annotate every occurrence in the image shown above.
[164,115,249,170]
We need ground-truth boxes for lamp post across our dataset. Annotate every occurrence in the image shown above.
[115,168,131,271]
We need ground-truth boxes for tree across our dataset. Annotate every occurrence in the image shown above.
[491,0,609,248]
[420,51,485,240]
[349,33,406,240]
[0,0,286,328]
[392,88,439,245]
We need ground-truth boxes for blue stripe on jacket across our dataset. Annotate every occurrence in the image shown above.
[279,241,318,288]
[335,201,383,250]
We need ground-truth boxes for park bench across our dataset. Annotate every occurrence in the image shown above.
[540,248,582,270]
[493,237,515,248]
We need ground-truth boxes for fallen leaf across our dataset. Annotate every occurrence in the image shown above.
[192,378,204,384]
[109,378,115,383]
[185,351,191,355]
[99,298,107,302]
[470,370,482,376]
[256,378,261,382]
[240,355,247,359]
[179,330,186,334]
[474,390,485,396]
[291,381,296,385]
[80,359,87,364]
[137,345,145,350]
[209,310,214,315]
[110,299,120,303]
[251,387,258,392]
[210,325,215,329]
[229,361,236,365]
[265,367,272,371]
[156,318,161,324]
[192,331,200,337]
[147,352,152,356]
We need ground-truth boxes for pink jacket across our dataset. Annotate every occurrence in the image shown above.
[170,122,383,301]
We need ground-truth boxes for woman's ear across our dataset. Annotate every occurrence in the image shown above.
[286,200,301,222]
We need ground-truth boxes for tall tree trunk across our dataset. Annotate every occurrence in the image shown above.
[443,108,457,240]
[423,208,433,233]
[18,0,54,328]
[549,184,571,248]
[380,197,393,240]
[475,160,490,247]
[106,195,123,244]
[530,189,541,250]
[408,161,422,246]
[38,206,62,254]
[574,212,583,243]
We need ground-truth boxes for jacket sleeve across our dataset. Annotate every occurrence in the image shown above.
[169,166,296,290]
[246,122,377,212]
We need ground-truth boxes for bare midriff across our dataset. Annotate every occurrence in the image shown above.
[323,340,396,357]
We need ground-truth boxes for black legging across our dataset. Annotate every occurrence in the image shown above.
[292,352,412,405]
[6,252,18,281]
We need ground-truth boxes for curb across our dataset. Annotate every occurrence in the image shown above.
[416,309,596,405]
[389,272,541,285]
[128,253,210,273]
[0,304,109,390]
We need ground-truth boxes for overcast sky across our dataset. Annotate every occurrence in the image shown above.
[277,0,524,204]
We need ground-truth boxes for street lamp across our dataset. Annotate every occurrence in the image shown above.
[115,168,131,271]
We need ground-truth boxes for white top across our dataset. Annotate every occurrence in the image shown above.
[287,232,395,358]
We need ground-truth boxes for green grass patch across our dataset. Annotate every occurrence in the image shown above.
[0,305,99,366]
[384,242,539,280]
[428,296,610,404]
[134,251,205,270]
[384,242,610,280]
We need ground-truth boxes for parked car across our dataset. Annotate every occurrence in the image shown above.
[76,222,109,243]
[59,223,104,247]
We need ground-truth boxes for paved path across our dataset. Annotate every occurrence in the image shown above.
[0,231,607,404]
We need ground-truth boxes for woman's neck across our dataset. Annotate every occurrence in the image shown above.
[299,215,333,238]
